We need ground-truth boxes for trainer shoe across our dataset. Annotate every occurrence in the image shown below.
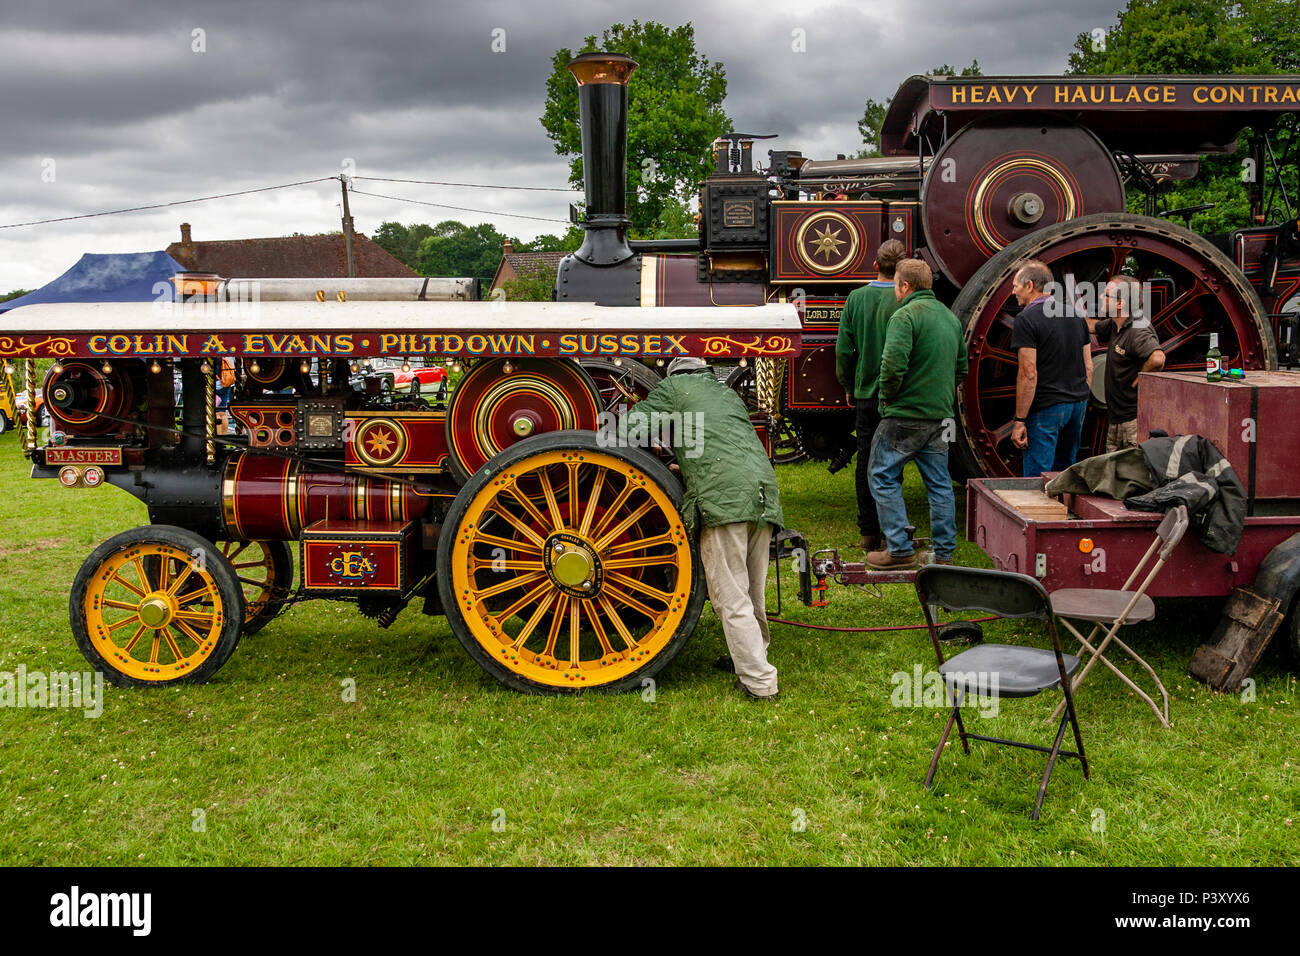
[866,549,917,570]
[713,655,735,673]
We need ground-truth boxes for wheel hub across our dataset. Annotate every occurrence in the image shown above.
[1008,191,1045,225]
[543,532,603,597]
[511,413,538,437]
[552,549,591,586]
[137,593,176,628]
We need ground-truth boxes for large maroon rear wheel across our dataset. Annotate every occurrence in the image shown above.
[950,213,1276,479]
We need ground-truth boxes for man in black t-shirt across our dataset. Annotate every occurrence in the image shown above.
[1088,275,1165,451]
[1008,260,1093,477]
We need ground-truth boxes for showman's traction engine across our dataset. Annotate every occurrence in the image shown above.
[4,54,1300,692]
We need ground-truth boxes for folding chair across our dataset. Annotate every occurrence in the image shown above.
[1048,505,1189,729]
[915,566,1088,819]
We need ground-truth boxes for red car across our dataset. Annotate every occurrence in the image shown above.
[367,358,447,397]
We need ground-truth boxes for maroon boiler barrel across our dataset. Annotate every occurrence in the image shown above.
[221,452,431,540]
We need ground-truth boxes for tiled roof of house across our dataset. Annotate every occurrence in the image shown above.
[489,239,569,292]
[166,225,416,278]
[504,251,567,272]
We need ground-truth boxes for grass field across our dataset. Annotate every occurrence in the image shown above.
[0,428,1296,866]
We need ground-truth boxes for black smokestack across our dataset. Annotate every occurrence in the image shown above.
[567,52,637,266]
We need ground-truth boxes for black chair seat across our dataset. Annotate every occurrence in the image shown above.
[940,644,1081,699]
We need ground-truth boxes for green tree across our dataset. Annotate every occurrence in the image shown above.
[855,61,981,158]
[1068,0,1298,234]
[517,231,581,253]
[1068,0,1267,74]
[1244,0,1300,72]
[414,220,510,295]
[541,20,730,238]
[372,221,437,271]
[629,197,696,240]
[1,289,33,303]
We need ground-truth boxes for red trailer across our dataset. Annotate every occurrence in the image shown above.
[966,370,1300,687]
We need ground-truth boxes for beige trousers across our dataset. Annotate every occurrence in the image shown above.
[1106,418,1139,453]
[699,521,777,696]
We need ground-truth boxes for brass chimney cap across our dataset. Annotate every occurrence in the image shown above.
[567,52,638,86]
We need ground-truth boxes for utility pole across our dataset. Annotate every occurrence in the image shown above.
[340,175,356,277]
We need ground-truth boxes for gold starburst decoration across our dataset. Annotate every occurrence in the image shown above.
[366,429,396,457]
[809,223,846,261]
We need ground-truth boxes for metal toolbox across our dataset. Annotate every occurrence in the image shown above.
[300,519,417,594]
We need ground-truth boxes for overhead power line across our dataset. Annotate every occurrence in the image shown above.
[0,174,576,232]
[348,188,571,224]
[0,177,338,230]
[353,175,578,193]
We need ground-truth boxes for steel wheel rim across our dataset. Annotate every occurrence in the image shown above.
[84,543,226,681]
[450,448,692,688]
[958,219,1274,478]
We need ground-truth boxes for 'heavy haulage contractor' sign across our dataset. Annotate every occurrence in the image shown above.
[932,80,1300,109]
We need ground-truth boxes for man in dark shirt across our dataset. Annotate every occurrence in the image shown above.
[1088,275,1165,451]
[1009,259,1093,477]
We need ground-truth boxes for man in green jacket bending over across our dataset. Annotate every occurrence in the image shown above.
[836,238,906,552]
[619,356,784,699]
[866,259,968,570]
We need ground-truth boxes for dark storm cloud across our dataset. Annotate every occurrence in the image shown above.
[2,0,1127,288]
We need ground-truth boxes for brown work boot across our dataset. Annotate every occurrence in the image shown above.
[935,557,955,565]
[858,534,883,551]
[866,549,917,570]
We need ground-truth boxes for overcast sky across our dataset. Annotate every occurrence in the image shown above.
[0,0,1127,290]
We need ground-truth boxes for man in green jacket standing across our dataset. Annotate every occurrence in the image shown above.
[618,356,784,699]
[836,238,905,552]
[866,259,968,569]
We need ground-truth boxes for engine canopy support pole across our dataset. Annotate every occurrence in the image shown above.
[203,359,216,464]
[23,358,34,458]
[756,356,782,415]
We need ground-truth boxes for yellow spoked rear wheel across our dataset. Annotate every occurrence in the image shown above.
[438,431,704,693]
[220,539,294,634]
[71,525,245,687]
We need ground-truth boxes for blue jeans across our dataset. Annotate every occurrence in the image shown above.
[868,417,957,560]
[1023,400,1086,478]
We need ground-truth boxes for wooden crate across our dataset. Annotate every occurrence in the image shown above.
[993,489,1069,521]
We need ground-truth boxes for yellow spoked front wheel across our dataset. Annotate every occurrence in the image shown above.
[220,539,294,634]
[71,525,246,687]
[438,430,704,693]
